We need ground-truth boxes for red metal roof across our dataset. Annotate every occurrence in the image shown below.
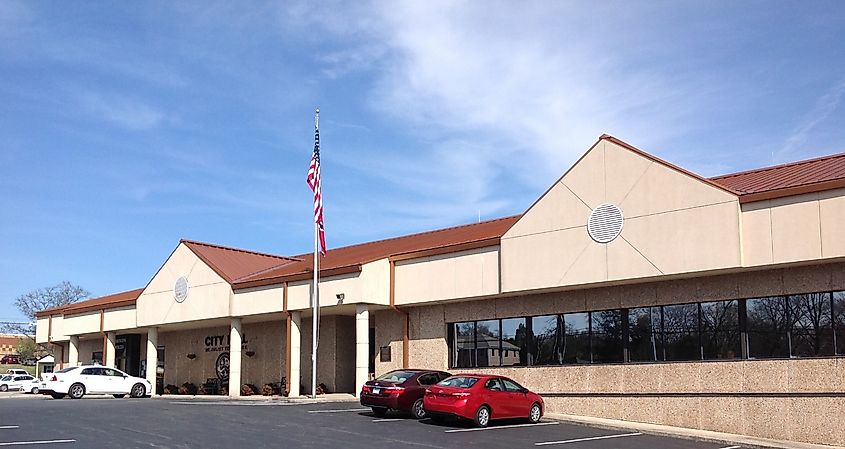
[35,288,144,317]
[181,240,301,283]
[710,152,845,202]
[233,215,521,288]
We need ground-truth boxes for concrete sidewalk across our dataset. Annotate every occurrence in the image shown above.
[546,413,844,449]
[153,392,357,403]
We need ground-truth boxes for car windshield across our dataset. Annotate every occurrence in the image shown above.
[375,371,416,384]
[55,367,78,374]
[437,376,479,388]
[0,375,10,381]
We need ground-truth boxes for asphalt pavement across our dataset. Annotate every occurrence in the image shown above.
[0,395,745,449]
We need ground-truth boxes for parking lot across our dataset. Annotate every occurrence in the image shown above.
[0,396,744,449]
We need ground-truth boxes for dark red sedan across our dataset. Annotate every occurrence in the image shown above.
[423,374,544,427]
[360,369,452,418]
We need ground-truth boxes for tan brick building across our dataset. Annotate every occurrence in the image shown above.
[36,135,845,445]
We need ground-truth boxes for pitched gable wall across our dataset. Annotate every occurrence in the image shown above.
[137,243,233,326]
[501,139,742,293]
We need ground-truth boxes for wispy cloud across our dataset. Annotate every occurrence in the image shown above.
[78,92,169,130]
[776,77,845,163]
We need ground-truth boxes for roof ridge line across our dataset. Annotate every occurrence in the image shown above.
[232,259,306,283]
[286,215,522,257]
[180,239,301,262]
[709,151,845,180]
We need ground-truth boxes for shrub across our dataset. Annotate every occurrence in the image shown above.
[163,384,178,395]
[241,384,258,396]
[178,382,198,395]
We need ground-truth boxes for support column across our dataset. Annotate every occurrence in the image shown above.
[145,328,158,393]
[69,336,79,367]
[355,304,369,397]
[288,311,301,397]
[229,318,242,398]
[105,332,117,367]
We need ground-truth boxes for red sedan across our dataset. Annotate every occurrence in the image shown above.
[360,369,452,418]
[423,374,544,427]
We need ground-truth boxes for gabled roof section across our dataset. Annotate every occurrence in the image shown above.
[181,239,301,284]
[36,288,144,317]
[710,152,845,202]
[234,215,521,289]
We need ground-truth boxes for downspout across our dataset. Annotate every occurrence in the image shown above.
[388,260,410,369]
[100,309,107,365]
[283,281,292,394]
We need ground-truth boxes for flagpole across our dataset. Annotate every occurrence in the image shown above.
[311,108,320,399]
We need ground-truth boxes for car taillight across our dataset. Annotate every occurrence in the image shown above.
[451,392,471,397]
[361,385,372,394]
[50,376,57,382]
[384,386,405,395]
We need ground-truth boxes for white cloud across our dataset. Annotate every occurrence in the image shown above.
[777,77,845,163]
[78,92,168,131]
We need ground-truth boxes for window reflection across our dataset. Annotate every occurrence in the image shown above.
[591,310,623,363]
[531,315,562,365]
[663,304,699,361]
[628,307,662,362]
[501,318,528,366]
[475,320,500,367]
[835,292,845,355]
[701,300,741,360]
[453,322,475,368]
[564,313,590,363]
[789,293,835,357]
[746,297,790,358]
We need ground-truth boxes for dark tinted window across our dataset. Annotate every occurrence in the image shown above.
[484,378,504,391]
[835,292,845,355]
[453,322,475,368]
[531,315,562,365]
[418,373,439,385]
[701,300,741,360]
[663,304,699,361]
[501,378,524,392]
[476,320,500,367]
[591,310,623,363]
[501,318,528,366]
[376,370,416,383]
[789,293,834,357]
[563,313,590,363]
[628,307,662,362]
[747,296,789,358]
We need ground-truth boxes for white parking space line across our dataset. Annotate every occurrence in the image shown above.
[372,418,403,423]
[718,446,741,449]
[445,421,559,433]
[0,439,76,446]
[0,426,20,429]
[308,408,370,413]
[534,432,642,446]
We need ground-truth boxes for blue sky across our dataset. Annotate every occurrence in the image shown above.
[1,1,844,323]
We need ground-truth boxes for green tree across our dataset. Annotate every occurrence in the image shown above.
[16,338,37,359]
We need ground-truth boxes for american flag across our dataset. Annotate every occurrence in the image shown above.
[307,113,326,255]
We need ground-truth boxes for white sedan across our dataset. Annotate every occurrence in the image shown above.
[41,365,152,399]
[0,374,39,393]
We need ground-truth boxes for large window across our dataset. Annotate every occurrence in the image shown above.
[663,303,699,361]
[628,307,662,362]
[531,315,562,365]
[501,318,528,366]
[835,292,845,355]
[746,296,790,358]
[701,300,741,360]
[789,293,835,357]
[447,288,845,369]
[591,310,623,363]
[563,313,590,363]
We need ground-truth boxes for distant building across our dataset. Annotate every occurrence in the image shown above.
[0,333,24,356]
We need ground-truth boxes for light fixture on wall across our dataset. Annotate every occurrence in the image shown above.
[336,293,345,304]
[245,351,255,358]
[186,353,197,360]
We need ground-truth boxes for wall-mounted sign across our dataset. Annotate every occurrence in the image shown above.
[204,334,249,353]
[174,277,189,303]
[215,352,229,381]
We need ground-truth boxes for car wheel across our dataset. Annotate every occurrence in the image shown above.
[130,383,146,398]
[0,385,7,392]
[68,383,85,399]
[528,402,542,423]
[30,387,39,395]
[113,394,126,398]
[474,405,491,428]
[371,407,388,417]
[50,393,65,399]
[412,398,426,419]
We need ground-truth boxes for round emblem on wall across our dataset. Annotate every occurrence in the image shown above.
[173,276,189,303]
[587,203,624,244]
[215,352,230,381]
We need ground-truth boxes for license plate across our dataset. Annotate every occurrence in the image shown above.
[373,388,380,394]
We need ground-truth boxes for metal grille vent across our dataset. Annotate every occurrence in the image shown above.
[587,203,624,244]
[174,276,189,303]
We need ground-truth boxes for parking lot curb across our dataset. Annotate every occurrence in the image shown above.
[545,414,844,449]
[151,393,358,404]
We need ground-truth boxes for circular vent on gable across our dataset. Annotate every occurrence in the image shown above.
[587,203,624,243]
[174,276,189,303]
